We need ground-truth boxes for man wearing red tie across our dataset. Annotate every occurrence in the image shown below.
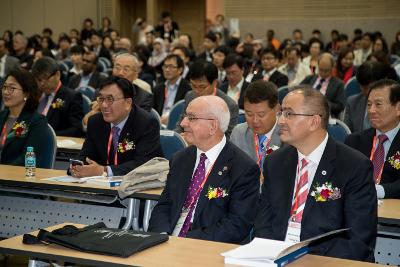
[254,86,377,262]
[346,79,400,199]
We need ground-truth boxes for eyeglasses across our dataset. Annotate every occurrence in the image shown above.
[162,64,178,70]
[183,113,215,122]
[276,110,322,119]
[113,65,136,73]
[97,95,126,105]
[1,84,23,94]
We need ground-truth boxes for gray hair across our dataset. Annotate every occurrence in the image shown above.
[199,95,230,133]
[114,52,139,67]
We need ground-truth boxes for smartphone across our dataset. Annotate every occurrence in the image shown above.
[69,159,84,166]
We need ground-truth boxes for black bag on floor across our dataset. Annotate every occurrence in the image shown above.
[23,222,169,258]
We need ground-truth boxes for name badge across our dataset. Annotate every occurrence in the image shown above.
[285,220,301,243]
[172,209,189,236]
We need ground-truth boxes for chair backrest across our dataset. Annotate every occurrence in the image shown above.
[81,94,92,115]
[150,108,162,129]
[278,86,289,104]
[40,124,57,169]
[167,99,185,130]
[344,77,361,98]
[78,86,96,100]
[238,109,246,124]
[160,130,187,160]
[99,57,112,68]
[58,62,70,85]
[327,118,351,143]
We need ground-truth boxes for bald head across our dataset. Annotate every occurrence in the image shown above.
[318,53,334,79]
[118,38,132,52]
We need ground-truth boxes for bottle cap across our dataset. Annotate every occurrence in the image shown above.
[27,146,34,152]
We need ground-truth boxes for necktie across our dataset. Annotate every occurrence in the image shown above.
[315,79,325,90]
[258,135,268,170]
[179,153,207,237]
[111,126,120,153]
[291,158,309,223]
[372,134,388,183]
[37,94,50,115]
[263,74,269,81]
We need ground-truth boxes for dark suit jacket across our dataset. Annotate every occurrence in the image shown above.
[153,79,192,115]
[252,70,288,89]
[344,93,367,133]
[301,75,346,118]
[46,85,83,137]
[148,141,260,243]
[254,137,377,262]
[345,128,400,198]
[80,105,163,175]
[219,80,249,109]
[134,85,153,112]
[67,71,106,90]
[0,108,50,167]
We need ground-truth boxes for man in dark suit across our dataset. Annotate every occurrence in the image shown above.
[254,86,377,262]
[176,60,238,137]
[197,32,217,63]
[32,57,83,137]
[82,53,153,129]
[252,48,288,89]
[301,53,345,118]
[344,61,388,133]
[71,76,162,177]
[153,54,191,124]
[219,54,249,109]
[67,51,106,93]
[345,79,400,199]
[0,38,19,80]
[149,95,259,243]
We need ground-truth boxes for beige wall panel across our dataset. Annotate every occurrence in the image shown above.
[0,0,13,33]
[9,0,45,36]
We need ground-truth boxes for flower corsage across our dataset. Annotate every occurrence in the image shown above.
[51,98,65,109]
[206,186,229,200]
[388,151,400,170]
[310,182,341,202]
[11,121,28,137]
[118,138,135,153]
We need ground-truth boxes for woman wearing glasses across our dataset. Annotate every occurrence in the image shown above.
[0,67,50,167]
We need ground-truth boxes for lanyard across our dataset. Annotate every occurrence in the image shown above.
[41,81,62,116]
[1,124,7,146]
[253,133,272,167]
[369,135,384,184]
[212,85,217,96]
[106,130,118,166]
[184,161,215,210]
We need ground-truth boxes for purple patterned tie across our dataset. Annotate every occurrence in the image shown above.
[372,134,388,183]
[178,153,207,237]
[111,126,120,153]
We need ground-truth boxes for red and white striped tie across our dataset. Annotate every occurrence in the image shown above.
[292,158,309,223]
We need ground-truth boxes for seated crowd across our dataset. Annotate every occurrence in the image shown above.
[1,14,400,263]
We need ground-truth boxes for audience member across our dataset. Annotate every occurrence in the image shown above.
[32,57,83,137]
[390,31,400,57]
[132,17,154,46]
[219,54,249,109]
[71,76,162,177]
[155,11,180,44]
[0,38,19,79]
[80,18,96,45]
[149,95,259,243]
[91,31,112,61]
[302,38,323,74]
[278,47,311,86]
[373,36,389,55]
[172,45,191,79]
[68,51,106,94]
[354,32,373,66]
[0,68,50,167]
[68,45,85,77]
[254,86,377,262]
[212,45,231,84]
[148,38,167,71]
[55,35,71,61]
[230,80,281,179]
[332,47,356,84]
[346,79,400,199]
[292,29,305,44]
[198,32,217,63]
[11,34,33,70]
[177,60,238,137]
[153,54,191,124]
[265,29,280,50]
[98,17,113,37]
[252,48,288,89]
[301,53,345,118]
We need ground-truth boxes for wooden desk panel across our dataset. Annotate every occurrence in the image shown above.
[378,199,400,220]
[0,223,383,267]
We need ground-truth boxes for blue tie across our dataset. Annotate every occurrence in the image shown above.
[111,126,120,153]
[258,135,267,154]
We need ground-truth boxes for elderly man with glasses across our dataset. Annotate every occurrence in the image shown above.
[70,76,162,177]
[254,86,377,262]
[149,95,259,243]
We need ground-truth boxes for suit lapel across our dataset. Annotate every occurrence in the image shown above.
[46,86,64,119]
[387,128,400,159]
[3,109,33,148]
[281,147,299,222]
[192,143,233,222]
[302,137,336,224]
[360,128,375,157]
[114,109,135,163]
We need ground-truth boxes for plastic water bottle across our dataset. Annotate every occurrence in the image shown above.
[25,146,36,178]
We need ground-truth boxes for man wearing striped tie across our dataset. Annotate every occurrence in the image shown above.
[254,85,377,262]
